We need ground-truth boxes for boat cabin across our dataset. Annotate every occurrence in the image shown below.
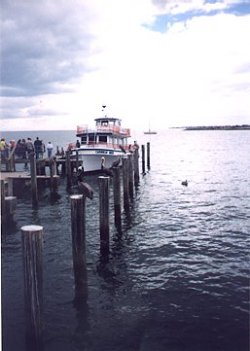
[76,117,130,149]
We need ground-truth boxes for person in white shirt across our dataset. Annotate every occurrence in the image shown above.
[46,141,53,158]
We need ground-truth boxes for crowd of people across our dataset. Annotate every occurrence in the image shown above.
[0,137,56,161]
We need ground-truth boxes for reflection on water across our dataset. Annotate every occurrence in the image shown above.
[1,130,249,351]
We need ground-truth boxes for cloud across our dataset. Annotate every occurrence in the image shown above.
[0,0,249,131]
[1,0,94,97]
[151,0,250,14]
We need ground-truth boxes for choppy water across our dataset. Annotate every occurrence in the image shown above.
[1,129,250,351]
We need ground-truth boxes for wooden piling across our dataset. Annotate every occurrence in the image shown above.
[128,153,134,199]
[141,144,146,175]
[133,148,140,186]
[70,195,87,299]
[21,225,43,350]
[122,157,129,210]
[1,180,6,224]
[66,151,72,188]
[29,152,38,205]
[5,196,17,217]
[7,178,13,196]
[9,152,15,172]
[147,142,151,170]
[76,150,79,171]
[37,160,46,176]
[112,167,121,231]
[98,176,110,255]
[49,158,59,195]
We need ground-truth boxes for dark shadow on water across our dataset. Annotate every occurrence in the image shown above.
[49,192,62,204]
[72,279,90,350]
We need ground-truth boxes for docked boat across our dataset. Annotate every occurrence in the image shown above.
[71,109,131,173]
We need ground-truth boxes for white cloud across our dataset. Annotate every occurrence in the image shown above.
[0,0,249,131]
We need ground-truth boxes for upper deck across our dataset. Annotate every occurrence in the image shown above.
[76,117,130,138]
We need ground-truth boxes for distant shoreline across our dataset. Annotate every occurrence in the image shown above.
[183,124,250,131]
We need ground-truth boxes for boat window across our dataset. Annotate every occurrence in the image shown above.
[89,134,95,143]
[81,136,87,144]
[99,135,107,143]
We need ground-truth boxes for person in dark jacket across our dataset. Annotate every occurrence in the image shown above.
[34,137,42,159]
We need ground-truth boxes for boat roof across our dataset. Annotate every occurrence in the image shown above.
[94,117,121,122]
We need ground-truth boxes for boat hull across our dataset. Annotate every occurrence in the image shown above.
[71,148,125,173]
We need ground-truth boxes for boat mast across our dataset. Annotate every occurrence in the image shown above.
[102,105,107,117]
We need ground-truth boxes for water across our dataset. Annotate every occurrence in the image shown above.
[1,129,250,351]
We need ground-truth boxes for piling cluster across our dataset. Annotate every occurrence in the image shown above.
[1,141,151,350]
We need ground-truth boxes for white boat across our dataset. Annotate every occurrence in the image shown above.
[71,109,131,173]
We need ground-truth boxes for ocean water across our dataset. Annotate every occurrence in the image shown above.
[1,129,250,351]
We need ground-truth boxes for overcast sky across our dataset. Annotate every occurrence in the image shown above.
[1,0,250,131]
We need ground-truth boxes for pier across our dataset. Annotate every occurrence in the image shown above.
[1,142,152,348]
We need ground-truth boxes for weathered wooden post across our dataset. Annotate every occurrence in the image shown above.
[29,152,38,206]
[7,178,13,195]
[49,158,59,195]
[122,157,129,210]
[61,159,66,176]
[9,152,15,172]
[98,176,110,255]
[66,151,72,188]
[133,148,140,186]
[76,150,79,171]
[128,153,134,199]
[5,196,17,218]
[7,144,17,172]
[112,167,121,231]
[1,180,6,225]
[141,144,146,175]
[147,142,151,170]
[70,195,87,299]
[36,160,46,176]
[21,225,43,350]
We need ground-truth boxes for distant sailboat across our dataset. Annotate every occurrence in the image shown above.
[144,122,157,134]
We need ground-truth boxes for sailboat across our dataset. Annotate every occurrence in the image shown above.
[144,122,157,134]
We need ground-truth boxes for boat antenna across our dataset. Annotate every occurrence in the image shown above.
[102,105,107,117]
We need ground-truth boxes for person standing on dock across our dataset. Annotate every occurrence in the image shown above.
[26,138,34,155]
[34,137,42,159]
[46,141,53,159]
[0,138,8,160]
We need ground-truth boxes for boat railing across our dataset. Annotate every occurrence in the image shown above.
[96,126,120,133]
[76,142,129,150]
[77,125,130,136]
[120,128,130,136]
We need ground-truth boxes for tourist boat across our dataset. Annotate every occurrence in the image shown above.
[71,108,131,173]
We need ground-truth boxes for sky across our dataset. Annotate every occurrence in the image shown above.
[1,0,250,131]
